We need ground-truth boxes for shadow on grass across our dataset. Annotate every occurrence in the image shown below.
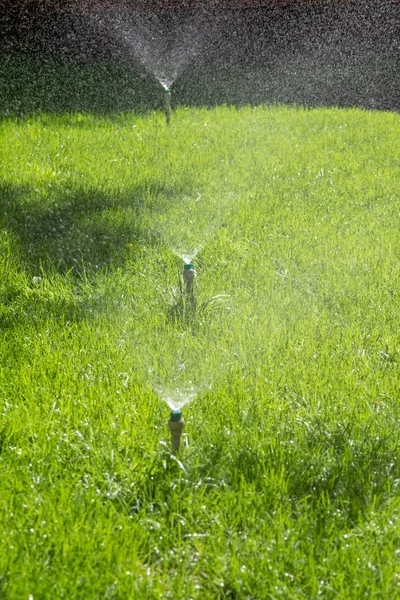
[0,55,162,117]
[0,178,196,330]
[1,2,399,116]
[177,56,400,113]
[0,51,398,119]
[0,179,189,274]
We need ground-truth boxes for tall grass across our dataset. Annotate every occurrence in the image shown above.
[1,104,400,598]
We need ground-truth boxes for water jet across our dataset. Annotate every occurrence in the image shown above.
[97,11,204,125]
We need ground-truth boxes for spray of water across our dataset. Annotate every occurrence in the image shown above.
[97,11,204,91]
[171,246,202,265]
[152,384,201,410]
[158,78,175,91]
[141,332,216,412]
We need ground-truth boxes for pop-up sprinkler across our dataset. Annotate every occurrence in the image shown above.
[164,88,171,125]
[168,409,184,453]
[183,263,196,293]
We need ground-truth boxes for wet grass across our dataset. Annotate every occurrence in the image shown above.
[1,104,400,598]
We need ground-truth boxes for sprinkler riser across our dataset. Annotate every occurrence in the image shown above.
[183,270,195,283]
[183,264,196,284]
[164,89,171,125]
[168,418,185,454]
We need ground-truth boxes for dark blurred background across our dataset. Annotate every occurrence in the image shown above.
[0,0,399,115]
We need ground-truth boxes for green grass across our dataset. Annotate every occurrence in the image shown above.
[1,103,400,599]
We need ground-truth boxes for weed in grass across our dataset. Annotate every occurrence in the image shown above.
[166,267,229,330]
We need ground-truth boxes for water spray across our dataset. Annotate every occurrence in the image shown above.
[168,409,184,453]
[164,88,171,125]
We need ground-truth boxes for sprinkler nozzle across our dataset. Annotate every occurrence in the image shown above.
[170,409,183,421]
[168,409,184,454]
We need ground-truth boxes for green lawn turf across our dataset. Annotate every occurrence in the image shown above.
[1,103,400,598]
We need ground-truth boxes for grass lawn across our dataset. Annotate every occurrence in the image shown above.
[1,102,400,598]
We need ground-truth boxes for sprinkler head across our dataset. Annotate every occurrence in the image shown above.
[183,263,196,284]
[170,409,183,422]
